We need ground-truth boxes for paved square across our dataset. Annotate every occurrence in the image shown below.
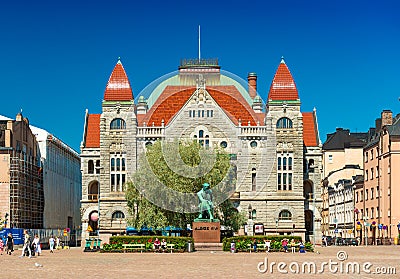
[2,245,399,278]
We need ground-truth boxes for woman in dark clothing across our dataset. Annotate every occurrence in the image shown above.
[6,233,14,255]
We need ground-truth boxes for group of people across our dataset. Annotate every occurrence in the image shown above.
[0,233,15,255]
[19,230,42,258]
[152,238,168,252]
[0,230,63,258]
[252,238,305,253]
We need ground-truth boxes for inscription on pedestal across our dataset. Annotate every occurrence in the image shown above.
[192,222,220,243]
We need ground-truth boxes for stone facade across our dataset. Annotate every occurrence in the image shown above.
[80,58,323,244]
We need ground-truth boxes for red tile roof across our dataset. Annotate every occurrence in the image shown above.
[103,61,133,101]
[207,86,260,126]
[85,114,100,148]
[141,86,195,126]
[140,85,261,126]
[302,112,318,146]
[268,59,299,101]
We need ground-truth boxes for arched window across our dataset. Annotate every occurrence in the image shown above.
[112,211,125,221]
[279,210,292,221]
[110,118,126,130]
[88,160,94,174]
[276,117,293,129]
[88,181,99,201]
[252,209,257,220]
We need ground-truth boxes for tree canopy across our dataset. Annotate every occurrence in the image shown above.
[125,139,245,231]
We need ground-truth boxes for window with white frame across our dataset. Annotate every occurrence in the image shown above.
[110,153,126,192]
[277,153,293,191]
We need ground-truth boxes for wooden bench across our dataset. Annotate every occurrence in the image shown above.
[166,244,175,253]
[122,243,145,253]
[248,243,268,253]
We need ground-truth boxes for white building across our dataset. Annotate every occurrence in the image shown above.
[31,126,81,230]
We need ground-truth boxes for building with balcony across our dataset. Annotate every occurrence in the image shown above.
[80,57,323,243]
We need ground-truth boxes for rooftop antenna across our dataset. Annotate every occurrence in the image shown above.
[198,25,201,62]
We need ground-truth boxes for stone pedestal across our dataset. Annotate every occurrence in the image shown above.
[192,221,220,243]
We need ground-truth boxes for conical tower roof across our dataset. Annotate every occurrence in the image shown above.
[103,58,133,101]
[267,57,299,101]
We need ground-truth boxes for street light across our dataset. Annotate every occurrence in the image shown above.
[275,219,279,235]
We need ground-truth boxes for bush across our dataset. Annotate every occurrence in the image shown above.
[222,236,313,252]
[101,236,194,252]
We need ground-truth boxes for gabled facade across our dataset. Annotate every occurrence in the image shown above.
[80,57,323,244]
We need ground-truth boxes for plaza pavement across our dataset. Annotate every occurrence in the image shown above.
[2,245,400,278]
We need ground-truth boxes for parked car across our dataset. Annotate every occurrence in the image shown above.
[344,238,359,246]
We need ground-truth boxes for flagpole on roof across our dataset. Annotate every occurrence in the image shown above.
[198,25,201,62]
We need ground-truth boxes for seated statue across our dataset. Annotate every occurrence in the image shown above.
[197,182,214,220]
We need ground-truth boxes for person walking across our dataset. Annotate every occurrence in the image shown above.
[6,233,14,255]
[33,234,41,256]
[19,230,32,258]
[56,236,60,250]
[49,235,55,253]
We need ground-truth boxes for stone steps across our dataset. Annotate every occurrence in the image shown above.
[194,242,223,251]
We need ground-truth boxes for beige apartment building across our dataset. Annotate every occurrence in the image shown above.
[321,128,367,237]
[355,110,400,243]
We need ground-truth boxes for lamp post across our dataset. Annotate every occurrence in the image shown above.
[275,219,279,235]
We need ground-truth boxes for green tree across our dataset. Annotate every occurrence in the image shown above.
[125,139,240,230]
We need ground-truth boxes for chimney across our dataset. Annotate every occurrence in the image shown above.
[381,110,393,127]
[247,72,257,99]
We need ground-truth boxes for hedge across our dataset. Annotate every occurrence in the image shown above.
[222,236,314,252]
[101,236,194,252]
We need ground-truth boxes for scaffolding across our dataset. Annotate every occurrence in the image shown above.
[9,151,44,229]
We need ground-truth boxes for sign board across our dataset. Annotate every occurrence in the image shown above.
[334,228,338,233]
[0,228,24,245]
[254,224,264,234]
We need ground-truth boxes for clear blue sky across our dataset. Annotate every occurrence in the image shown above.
[1,0,399,152]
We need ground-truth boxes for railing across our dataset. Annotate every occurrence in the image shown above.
[239,126,267,136]
[137,127,165,137]
[180,58,219,67]
[88,194,98,201]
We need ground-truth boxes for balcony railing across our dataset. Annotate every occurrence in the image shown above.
[88,194,98,201]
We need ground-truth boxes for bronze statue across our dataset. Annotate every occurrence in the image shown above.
[197,182,214,220]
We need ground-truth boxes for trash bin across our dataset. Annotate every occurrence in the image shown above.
[394,237,398,245]
[230,241,236,253]
[187,241,193,252]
